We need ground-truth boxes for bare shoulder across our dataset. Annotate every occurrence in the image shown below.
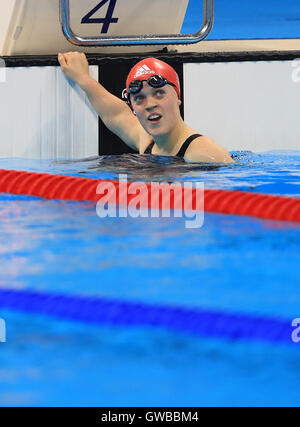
[184,135,234,163]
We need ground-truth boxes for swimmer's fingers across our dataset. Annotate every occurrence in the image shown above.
[58,52,83,68]
[59,52,88,66]
[58,52,90,84]
[58,53,67,68]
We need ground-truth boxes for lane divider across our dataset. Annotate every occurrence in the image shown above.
[0,289,293,345]
[1,169,300,223]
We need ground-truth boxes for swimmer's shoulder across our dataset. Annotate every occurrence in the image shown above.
[183,135,234,164]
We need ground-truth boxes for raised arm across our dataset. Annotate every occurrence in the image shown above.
[58,52,142,151]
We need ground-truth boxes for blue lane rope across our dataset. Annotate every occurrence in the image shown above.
[0,289,294,345]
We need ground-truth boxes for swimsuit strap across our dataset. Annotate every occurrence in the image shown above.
[144,134,202,156]
[176,134,202,158]
[144,141,155,154]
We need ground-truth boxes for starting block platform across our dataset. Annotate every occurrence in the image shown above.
[0,0,189,55]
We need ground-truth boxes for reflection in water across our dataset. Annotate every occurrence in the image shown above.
[52,151,300,197]
[1,151,299,195]
[55,153,237,182]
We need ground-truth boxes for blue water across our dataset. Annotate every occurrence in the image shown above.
[0,151,300,406]
[182,0,300,40]
[1,150,300,196]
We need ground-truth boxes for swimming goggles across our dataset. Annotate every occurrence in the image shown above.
[128,75,175,95]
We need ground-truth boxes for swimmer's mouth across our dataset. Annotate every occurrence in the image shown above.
[148,114,162,122]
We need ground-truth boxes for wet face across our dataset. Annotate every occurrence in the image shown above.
[130,82,182,138]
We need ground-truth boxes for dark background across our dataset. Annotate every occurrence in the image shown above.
[98,58,184,155]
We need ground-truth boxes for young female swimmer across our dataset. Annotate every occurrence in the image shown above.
[58,53,234,163]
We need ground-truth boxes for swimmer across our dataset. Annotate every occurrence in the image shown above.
[58,53,233,163]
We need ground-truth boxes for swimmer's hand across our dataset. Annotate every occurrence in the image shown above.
[58,52,90,87]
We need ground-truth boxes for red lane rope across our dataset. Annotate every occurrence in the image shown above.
[1,169,300,223]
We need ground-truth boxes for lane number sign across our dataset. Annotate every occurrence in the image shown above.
[81,0,119,34]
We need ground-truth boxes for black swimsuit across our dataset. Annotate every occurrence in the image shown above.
[144,134,202,158]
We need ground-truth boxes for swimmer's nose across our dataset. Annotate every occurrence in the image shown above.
[143,93,158,111]
[145,101,158,111]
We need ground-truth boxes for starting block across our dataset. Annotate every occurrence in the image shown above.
[1,0,189,55]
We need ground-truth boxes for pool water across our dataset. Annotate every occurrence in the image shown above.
[182,0,300,40]
[0,151,300,407]
[1,150,300,195]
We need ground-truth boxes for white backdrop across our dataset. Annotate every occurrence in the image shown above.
[0,65,98,158]
[184,61,300,152]
[1,60,300,159]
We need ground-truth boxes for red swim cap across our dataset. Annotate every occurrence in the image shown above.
[126,58,181,100]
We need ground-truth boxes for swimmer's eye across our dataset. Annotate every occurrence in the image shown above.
[155,89,166,98]
[132,89,166,104]
[132,94,145,104]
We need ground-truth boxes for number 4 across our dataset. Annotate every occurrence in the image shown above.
[81,0,119,34]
